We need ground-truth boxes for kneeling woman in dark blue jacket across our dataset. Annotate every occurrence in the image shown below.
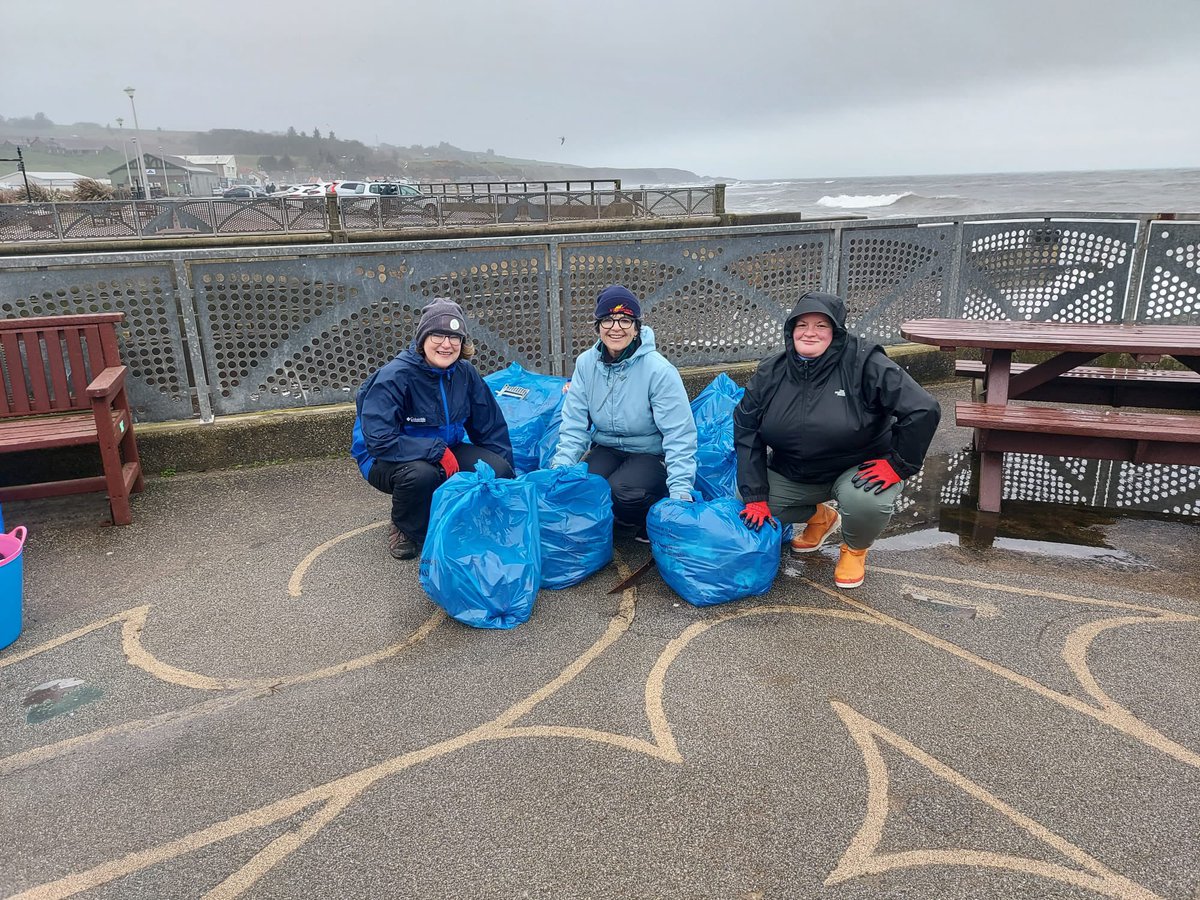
[351,298,514,559]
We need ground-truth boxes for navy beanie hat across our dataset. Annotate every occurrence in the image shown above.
[593,284,642,321]
[415,298,468,348]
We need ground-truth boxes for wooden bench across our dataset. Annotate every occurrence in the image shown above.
[0,313,144,525]
[956,401,1200,466]
[955,360,1200,410]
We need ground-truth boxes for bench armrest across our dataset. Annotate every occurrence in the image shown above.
[87,365,128,400]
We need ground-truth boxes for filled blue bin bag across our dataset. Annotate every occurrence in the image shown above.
[647,495,780,607]
[523,464,613,589]
[690,373,744,501]
[484,362,568,475]
[419,462,542,629]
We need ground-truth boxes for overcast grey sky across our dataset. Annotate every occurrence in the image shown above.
[5,0,1198,179]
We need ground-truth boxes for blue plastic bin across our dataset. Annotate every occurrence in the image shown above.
[0,526,27,650]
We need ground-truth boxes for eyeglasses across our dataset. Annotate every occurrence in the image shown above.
[599,316,636,330]
[427,332,463,346]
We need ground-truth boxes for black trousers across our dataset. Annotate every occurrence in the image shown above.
[584,444,668,528]
[366,444,514,542]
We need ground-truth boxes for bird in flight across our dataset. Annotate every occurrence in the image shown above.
[559,136,565,146]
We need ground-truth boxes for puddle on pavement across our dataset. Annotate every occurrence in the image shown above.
[22,677,103,724]
[864,448,1197,570]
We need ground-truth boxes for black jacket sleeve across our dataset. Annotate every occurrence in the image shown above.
[862,353,941,478]
[733,361,774,503]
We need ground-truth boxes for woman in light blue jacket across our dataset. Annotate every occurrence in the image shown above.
[551,285,698,540]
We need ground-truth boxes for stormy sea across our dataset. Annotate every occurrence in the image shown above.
[721,168,1200,218]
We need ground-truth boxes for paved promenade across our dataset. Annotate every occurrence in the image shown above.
[2,384,1198,899]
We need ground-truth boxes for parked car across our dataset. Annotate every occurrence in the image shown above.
[222,185,268,199]
[334,181,423,198]
[282,184,329,198]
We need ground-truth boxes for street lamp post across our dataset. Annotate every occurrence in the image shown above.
[116,117,134,198]
[123,86,152,200]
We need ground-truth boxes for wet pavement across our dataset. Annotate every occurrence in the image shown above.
[1,382,1199,900]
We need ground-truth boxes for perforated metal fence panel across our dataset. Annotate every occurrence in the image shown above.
[836,224,954,344]
[1135,221,1200,324]
[187,244,551,416]
[0,213,1196,425]
[0,261,193,421]
[959,220,1137,322]
[558,231,830,372]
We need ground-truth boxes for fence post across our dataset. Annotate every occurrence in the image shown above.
[712,183,726,216]
[172,258,214,423]
[944,220,966,317]
[1122,215,1156,323]
[326,194,346,243]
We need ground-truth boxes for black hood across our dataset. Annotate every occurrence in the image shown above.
[783,291,848,345]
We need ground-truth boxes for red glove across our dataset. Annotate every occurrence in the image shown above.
[852,458,902,494]
[439,447,460,479]
[739,501,777,531]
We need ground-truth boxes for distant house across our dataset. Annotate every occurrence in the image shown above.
[179,155,238,183]
[0,171,89,191]
[107,153,222,198]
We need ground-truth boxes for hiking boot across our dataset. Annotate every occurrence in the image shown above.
[834,544,869,589]
[790,503,842,554]
[387,524,417,560]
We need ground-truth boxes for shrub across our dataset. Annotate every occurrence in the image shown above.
[72,178,115,201]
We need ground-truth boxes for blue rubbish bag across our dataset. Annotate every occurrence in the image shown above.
[484,362,568,475]
[522,464,613,589]
[419,461,541,629]
[646,495,780,607]
[690,373,744,501]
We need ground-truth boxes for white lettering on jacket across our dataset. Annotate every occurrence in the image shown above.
[406,416,427,423]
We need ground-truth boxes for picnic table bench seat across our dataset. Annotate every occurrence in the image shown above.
[955,401,1200,466]
[954,360,1200,410]
[0,313,143,525]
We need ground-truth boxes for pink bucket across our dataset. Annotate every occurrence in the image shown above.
[0,526,27,651]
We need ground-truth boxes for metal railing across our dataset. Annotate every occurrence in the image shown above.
[0,213,1196,427]
[0,197,330,241]
[414,180,621,196]
[337,188,717,230]
[0,185,719,242]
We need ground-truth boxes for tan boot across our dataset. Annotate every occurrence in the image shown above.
[834,544,869,589]
[790,503,842,554]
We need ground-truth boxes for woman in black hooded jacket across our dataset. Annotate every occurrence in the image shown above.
[733,292,940,588]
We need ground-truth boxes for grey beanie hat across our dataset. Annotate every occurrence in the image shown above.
[415,298,468,348]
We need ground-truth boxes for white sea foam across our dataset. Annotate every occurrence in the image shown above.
[817,192,911,209]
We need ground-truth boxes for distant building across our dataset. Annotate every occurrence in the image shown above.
[107,154,222,198]
[0,171,89,190]
[179,155,238,183]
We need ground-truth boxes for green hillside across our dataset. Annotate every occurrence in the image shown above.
[0,115,705,184]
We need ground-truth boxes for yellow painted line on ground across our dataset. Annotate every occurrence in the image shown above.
[808,578,1200,770]
[11,554,1196,899]
[11,553,642,900]
[827,701,1163,900]
[287,520,389,598]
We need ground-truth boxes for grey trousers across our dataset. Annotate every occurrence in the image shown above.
[765,465,903,550]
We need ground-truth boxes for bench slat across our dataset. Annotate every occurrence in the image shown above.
[955,360,1200,384]
[0,409,127,451]
[82,324,105,382]
[956,402,1200,442]
[1,332,30,415]
[63,327,90,401]
[45,328,73,410]
[24,331,53,412]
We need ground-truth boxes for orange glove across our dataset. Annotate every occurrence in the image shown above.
[852,458,902,494]
[739,501,777,531]
[439,447,460,479]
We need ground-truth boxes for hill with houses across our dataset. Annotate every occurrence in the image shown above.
[0,114,703,191]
